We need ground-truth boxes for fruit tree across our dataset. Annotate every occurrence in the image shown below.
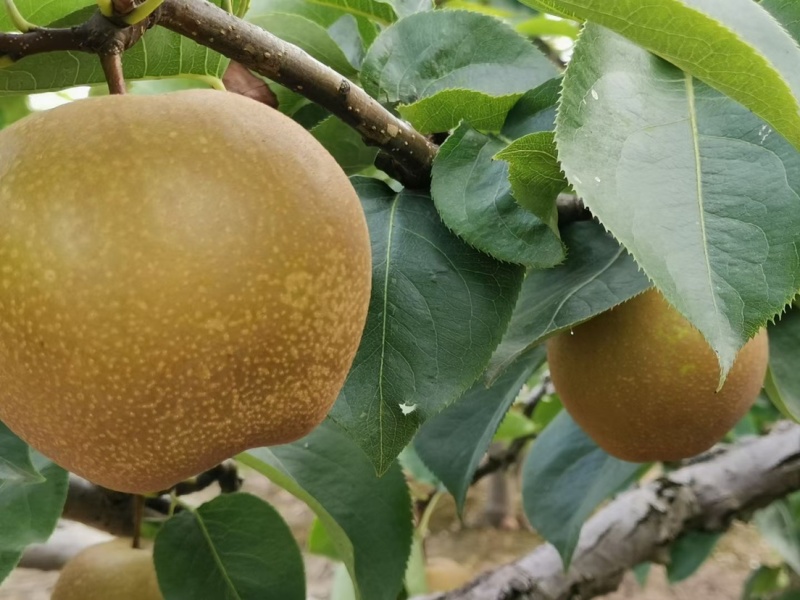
[0,1,799,599]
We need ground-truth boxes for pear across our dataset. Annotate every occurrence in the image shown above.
[0,90,371,492]
[52,539,162,600]
[547,289,768,461]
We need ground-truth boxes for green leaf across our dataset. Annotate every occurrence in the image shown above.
[557,24,800,381]
[431,123,564,267]
[515,15,579,38]
[246,0,380,43]
[493,409,537,442]
[308,517,341,560]
[312,117,378,175]
[0,0,91,28]
[632,562,651,587]
[248,13,357,76]
[0,1,246,94]
[331,563,359,600]
[487,221,651,382]
[0,453,68,583]
[398,445,441,489]
[403,535,427,596]
[154,493,305,600]
[742,565,789,600]
[754,494,800,575]
[331,178,524,472]
[414,346,545,512]
[399,90,523,134]
[667,531,722,583]
[501,76,560,139]
[764,308,800,422]
[531,394,562,432]
[0,422,43,482]
[361,11,556,105]
[524,0,800,155]
[495,131,566,231]
[521,411,643,567]
[238,419,413,600]
[442,0,517,18]
[249,0,396,24]
[0,96,29,129]
[762,0,800,43]
[328,15,366,69]
[387,0,432,19]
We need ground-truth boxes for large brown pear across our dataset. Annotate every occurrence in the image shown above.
[51,539,162,600]
[547,289,768,462]
[0,90,372,493]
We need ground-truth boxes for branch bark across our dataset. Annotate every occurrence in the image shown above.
[61,462,241,536]
[416,422,800,600]
[0,1,598,207]
[156,0,436,188]
[0,12,153,60]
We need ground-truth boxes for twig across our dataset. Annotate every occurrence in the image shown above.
[522,374,550,418]
[132,495,145,548]
[0,2,594,207]
[532,38,566,70]
[0,11,154,62]
[100,52,127,94]
[62,462,242,535]
[156,0,437,188]
[3,0,37,33]
[555,194,591,223]
[172,460,242,495]
[471,377,551,485]
[417,422,800,600]
[471,433,537,485]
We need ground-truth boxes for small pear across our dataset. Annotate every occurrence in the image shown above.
[52,539,162,600]
[547,289,768,461]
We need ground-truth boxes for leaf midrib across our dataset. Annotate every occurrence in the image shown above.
[685,73,721,337]
[378,197,400,468]
[194,510,243,600]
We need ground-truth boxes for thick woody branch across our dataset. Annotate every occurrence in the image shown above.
[0,28,85,58]
[0,12,152,61]
[61,476,139,537]
[157,0,436,188]
[0,2,599,209]
[61,462,241,535]
[417,422,800,600]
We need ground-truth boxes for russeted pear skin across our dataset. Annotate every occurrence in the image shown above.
[547,289,769,462]
[51,540,163,600]
[0,90,372,493]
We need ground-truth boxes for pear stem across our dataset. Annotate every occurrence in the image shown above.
[132,494,145,549]
[100,53,127,94]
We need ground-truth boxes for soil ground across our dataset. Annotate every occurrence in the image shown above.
[0,471,778,600]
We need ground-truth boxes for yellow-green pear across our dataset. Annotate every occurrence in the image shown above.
[52,539,162,600]
[0,90,371,493]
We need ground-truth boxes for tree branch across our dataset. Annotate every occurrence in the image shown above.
[100,52,127,94]
[0,12,154,61]
[61,462,242,535]
[157,0,437,188]
[0,1,599,210]
[416,422,800,600]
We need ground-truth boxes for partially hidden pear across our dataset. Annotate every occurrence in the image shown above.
[547,289,768,462]
[52,539,162,600]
